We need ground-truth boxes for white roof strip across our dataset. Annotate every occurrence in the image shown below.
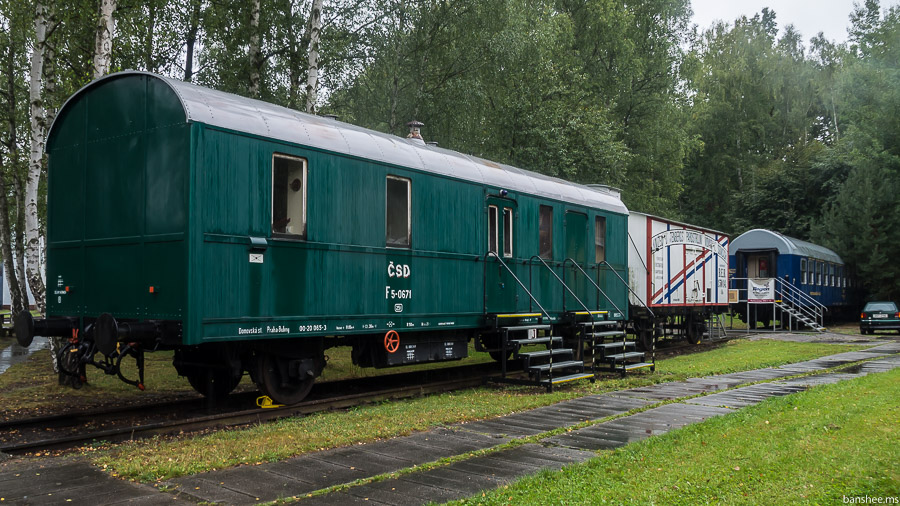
[53,71,629,215]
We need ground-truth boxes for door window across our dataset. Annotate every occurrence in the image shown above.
[594,216,606,263]
[539,205,553,259]
[502,208,513,258]
[488,205,498,255]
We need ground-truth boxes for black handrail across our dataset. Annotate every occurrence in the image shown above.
[527,255,598,383]
[563,258,625,317]
[528,256,593,315]
[598,260,655,319]
[483,251,552,322]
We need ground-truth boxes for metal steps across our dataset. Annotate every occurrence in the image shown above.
[542,372,595,386]
[586,330,626,339]
[604,351,645,362]
[775,302,826,332]
[595,341,636,350]
[509,336,563,347]
[527,360,586,373]
[489,320,592,390]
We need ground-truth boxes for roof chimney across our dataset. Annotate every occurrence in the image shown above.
[406,120,425,144]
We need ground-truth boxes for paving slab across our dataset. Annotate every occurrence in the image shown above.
[11,341,898,506]
[297,490,387,505]
[0,458,182,506]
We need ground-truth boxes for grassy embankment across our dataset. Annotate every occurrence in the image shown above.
[454,367,900,505]
[87,339,866,482]
[0,342,496,418]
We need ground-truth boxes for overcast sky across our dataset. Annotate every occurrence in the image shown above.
[690,0,899,43]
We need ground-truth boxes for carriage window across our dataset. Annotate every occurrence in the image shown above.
[503,208,513,258]
[595,216,606,263]
[272,154,307,237]
[488,205,498,255]
[817,262,823,285]
[539,205,553,259]
[386,176,411,247]
[830,264,835,286]
[800,258,807,284]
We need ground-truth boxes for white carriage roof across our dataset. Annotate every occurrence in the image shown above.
[54,71,628,215]
[629,211,728,237]
[730,229,842,264]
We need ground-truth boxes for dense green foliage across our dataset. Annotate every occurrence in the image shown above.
[1,0,899,298]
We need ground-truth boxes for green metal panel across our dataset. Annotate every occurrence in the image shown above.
[46,74,632,347]
[46,75,189,323]
[484,197,517,314]
[565,211,589,309]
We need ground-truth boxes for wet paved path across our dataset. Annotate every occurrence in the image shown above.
[1,339,898,505]
[0,337,49,375]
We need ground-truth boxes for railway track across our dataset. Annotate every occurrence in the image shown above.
[0,333,736,455]
[0,361,510,455]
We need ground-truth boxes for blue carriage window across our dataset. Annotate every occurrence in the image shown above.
[829,264,835,286]
[800,258,807,284]
[817,262,823,285]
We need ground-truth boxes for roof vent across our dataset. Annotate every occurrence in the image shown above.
[586,184,621,199]
[426,141,438,146]
[406,120,425,144]
[323,114,339,120]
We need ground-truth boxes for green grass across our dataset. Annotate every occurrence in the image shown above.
[453,367,900,505]
[0,349,204,418]
[90,339,864,482]
[0,341,494,419]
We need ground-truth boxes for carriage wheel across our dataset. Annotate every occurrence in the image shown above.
[254,352,315,405]
[638,329,655,351]
[186,368,241,400]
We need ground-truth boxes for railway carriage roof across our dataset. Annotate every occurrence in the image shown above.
[51,71,627,215]
[730,229,843,264]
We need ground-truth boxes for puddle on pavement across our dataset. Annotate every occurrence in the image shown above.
[0,336,49,374]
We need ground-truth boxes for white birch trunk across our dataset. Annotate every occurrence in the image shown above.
[305,0,323,114]
[93,0,116,79]
[28,1,55,371]
[249,0,261,97]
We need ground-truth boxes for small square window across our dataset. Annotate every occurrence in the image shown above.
[272,154,307,237]
[386,176,411,248]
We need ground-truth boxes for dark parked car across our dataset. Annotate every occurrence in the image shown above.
[860,301,900,335]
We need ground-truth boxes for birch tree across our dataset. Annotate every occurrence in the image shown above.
[0,4,29,318]
[93,0,116,78]
[248,0,261,97]
[304,0,323,113]
[27,0,53,370]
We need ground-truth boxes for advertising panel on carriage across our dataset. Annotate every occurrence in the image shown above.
[748,278,776,303]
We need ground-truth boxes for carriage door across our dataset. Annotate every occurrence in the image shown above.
[485,197,517,314]
[564,211,589,309]
[686,246,704,303]
[747,252,775,278]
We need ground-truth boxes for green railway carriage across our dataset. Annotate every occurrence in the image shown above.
[17,71,631,403]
